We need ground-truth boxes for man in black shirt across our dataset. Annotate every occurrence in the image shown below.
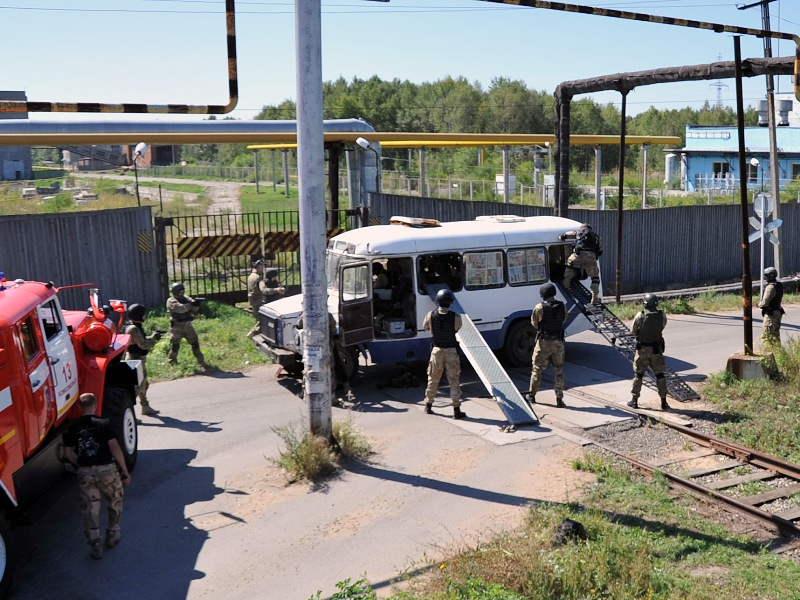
[64,393,131,560]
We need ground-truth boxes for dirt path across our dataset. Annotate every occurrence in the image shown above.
[75,172,244,214]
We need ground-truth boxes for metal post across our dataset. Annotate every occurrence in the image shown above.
[253,151,259,194]
[419,147,426,197]
[641,143,649,208]
[502,146,510,204]
[296,0,331,439]
[594,144,602,209]
[615,90,628,303]
[734,36,754,355]
[133,159,141,207]
[282,149,290,197]
[272,150,277,192]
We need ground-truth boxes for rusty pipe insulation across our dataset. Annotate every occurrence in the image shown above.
[0,0,238,115]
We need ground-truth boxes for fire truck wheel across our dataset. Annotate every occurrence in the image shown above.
[503,320,536,367]
[0,514,14,598]
[102,387,139,472]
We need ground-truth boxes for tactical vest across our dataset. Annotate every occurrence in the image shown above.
[170,297,193,322]
[636,309,665,344]
[431,310,458,348]
[764,281,783,312]
[126,323,148,358]
[539,300,565,340]
[575,230,600,254]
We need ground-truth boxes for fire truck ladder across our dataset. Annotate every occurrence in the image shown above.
[563,280,700,402]
[426,284,539,426]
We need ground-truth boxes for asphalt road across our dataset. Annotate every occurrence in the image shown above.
[9,305,798,600]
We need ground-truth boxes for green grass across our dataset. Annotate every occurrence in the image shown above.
[141,300,268,381]
[608,291,799,321]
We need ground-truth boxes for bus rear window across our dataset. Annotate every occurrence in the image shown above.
[507,247,547,286]
[464,250,505,290]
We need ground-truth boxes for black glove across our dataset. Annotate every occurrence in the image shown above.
[152,331,162,341]
[559,234,566,241]
[191,299,201,307]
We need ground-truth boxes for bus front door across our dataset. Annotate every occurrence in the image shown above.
[339,261,374,346]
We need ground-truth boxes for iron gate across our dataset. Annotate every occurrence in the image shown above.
[156,209,364,303]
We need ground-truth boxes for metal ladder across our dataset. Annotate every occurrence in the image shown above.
[564,280,700,402]
[426,285,539,426]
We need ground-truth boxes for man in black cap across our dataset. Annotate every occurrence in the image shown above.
[261,267,286,303]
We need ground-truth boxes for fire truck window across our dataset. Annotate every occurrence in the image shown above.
[39,300,63,341]
[20,317,39,362]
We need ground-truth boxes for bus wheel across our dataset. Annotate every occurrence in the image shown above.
[336,344,359,383]
[504,320,536,367]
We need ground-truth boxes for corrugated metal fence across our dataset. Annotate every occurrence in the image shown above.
[0,207,163,310]
[370,193,800,293]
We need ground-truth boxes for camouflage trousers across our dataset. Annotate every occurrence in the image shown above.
[529,338,565,399]
[762,312,782,349]
[631,346,668,400]
[248,302,262,337]
[425,347,462,407]
[168,321,205,363]
[77,463,123,543]
[564,251,600,296]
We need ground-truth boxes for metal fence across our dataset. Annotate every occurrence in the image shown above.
[368,193,799,294]
[0,207,163,309]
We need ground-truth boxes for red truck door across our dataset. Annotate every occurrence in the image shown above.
[17,315,53,458]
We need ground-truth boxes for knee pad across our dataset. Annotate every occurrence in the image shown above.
[635,372,644,379]
[656,373,665,380]
[591,276,600,284]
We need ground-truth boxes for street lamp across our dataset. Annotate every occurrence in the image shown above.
[355,137,381,194]
[749,157,763,190]
[133,142,148,207]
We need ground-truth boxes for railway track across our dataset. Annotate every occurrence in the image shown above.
[503,365,800,539]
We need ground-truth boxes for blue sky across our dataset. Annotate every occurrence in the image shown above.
[2,0,799,123]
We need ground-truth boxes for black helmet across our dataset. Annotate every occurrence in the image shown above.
[540,282,556,299]
[580,223,592,231]
[253,258,264,267]
[435,289,454,307]
[644,293,659,309]
[764,267,778,281]
[128,303,147,322]
[171,282,185,295]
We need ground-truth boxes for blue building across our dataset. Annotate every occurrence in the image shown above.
[671,96,800,193]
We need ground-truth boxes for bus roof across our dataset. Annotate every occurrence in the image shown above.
[328,215,583,256]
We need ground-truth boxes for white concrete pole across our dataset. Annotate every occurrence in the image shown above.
[502,146,510,204]
[295,0,331,439]
[642,144,649,208]
[594,144,602,209]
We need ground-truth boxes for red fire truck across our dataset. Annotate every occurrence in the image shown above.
[0,274,139,597]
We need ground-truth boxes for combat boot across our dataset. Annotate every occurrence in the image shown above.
[626,398,638,409]
[105,530,121,549]
[660,397,670,411]
[556,398,566,408]
[90,540,104,560]
[453,407,467,420]
[141,400,160,417]
[424,403,434,415]
[590,292,601,305]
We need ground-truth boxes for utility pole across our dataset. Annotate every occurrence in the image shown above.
[739,0,782,278]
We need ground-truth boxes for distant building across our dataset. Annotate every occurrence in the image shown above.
[670,94,800,193]
[0,91,33,181]
[62,143,179,171]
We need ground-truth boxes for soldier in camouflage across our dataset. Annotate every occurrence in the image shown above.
[758,267,784,349]
[561,223,603,304]
[627,293,670,411]
[423,289,467,419]
[528,282,567,408]
[246,259,265,339]
[123,303,162,417]
[166,282,209,370]
[63,393,131,560]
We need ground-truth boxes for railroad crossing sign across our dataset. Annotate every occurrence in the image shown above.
[749,191,781,246]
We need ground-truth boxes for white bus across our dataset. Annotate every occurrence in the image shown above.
[254,214,597,379]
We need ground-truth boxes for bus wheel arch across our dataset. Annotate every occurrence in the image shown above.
[503,319,536,367]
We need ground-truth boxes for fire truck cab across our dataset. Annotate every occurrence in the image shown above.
[0,274,139,598]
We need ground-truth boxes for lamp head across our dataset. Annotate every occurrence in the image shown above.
[355,137,371,150]
[134,142,148,157]
[749,157,759,167]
